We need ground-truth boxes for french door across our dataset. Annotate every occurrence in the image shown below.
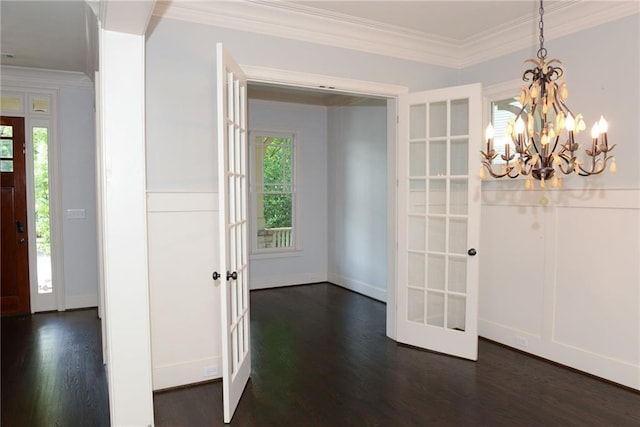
[397,84,481,360]
[216,43,251,423]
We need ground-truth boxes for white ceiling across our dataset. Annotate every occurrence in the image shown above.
[1,1,638,73]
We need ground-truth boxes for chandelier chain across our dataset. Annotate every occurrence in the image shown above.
[537,0,546,59]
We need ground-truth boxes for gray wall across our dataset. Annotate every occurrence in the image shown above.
[59,85,99,307]
[248,99,329,288]
[327,105,388,301]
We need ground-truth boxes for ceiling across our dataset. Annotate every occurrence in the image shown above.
[1,1,638,74]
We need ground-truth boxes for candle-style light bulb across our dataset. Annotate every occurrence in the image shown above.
[565,113,575,131]
[598,116,608,133]
[591,123,600,139]
[485,123,495,140]
[610,159,617,173]
[515,117,525,135]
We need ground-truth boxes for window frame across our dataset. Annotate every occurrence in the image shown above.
[482,79,527,180]
[248,129,301,257]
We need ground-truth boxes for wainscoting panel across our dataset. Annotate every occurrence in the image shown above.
[147,192,221,390]
[479,188,640,390]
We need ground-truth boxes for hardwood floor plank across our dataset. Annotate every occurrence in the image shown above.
[1,309,110,427]
[154,283,640,426]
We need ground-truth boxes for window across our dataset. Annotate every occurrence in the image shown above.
[250,131,297,253]
[33,126,52,293]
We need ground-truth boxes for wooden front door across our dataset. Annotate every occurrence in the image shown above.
[1,116,30,315]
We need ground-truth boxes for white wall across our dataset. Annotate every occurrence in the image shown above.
[59,85,99,308]
[145,12,640,391]
[327,104,388,302]
[459,14,640,389]
[144,15,454,390]
[248,99,328,288]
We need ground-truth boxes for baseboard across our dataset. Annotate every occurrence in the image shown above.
[250,272,327,290]
[152,357,222,391]
[479,318,639,391]
[328,273,386,303]
[65,293,98,310]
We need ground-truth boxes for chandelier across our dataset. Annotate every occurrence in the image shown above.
[480,0,616,189]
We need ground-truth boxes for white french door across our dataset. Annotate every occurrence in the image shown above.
[397,84,481,360]
[216,43,251,423]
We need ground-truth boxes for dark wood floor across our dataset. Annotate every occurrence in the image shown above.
[1,308,110,427]
[155,283,640,426]
[2,285,639,426]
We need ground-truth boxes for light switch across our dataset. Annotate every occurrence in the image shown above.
[67,208,86,219]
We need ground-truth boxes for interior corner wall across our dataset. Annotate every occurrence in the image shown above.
[248,99,328,289]
[458,14,640,390]
[327,104,388,302]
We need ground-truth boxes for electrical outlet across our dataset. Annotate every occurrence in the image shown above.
[515,336,529,348]
[203,366,218,378]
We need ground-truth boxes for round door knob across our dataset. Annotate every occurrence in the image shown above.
[212,271,220,280]
[467,248,477,256]
[227,271,238,281]
[18,238,26,244]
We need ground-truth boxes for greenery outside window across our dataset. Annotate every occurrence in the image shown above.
[250,131,297,253]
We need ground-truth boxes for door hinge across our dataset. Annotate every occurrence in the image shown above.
[397,115,399,124]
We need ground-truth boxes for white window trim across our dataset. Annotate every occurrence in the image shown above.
[482,79,527,181]
[248,129,301,256]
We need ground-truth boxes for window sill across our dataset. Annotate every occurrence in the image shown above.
[249,249,303,260]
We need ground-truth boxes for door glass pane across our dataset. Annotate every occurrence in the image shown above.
[428,179,446,214]
[448,256,467,293]
[1,139,13,157]
[0,125,13,137]
[408,216,425,251]
[449,218,467,254]
[450,98,469,136]
[447,295,466,331]
[450,138,468,175]
[427,254,445,291]
[409,179,426,214]
[426,291,445,327]
[0,159,13,172]
[428,216,446,252]
[410,104,426,139]
[450,180,468,215]
[408,252,425,288]
[429,101,447,137]
[408,288,425,323]
[409,142,426,176]
[33,127,52,294]
[428,141,446,176]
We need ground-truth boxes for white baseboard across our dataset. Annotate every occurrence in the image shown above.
[250,272,327,290]
[328,273,387,303]
[65,293,98,309]
[479,318,639,391]
[152,357,222,391]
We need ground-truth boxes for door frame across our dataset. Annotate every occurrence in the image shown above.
[241,65,408,339]
[1,85,65,313]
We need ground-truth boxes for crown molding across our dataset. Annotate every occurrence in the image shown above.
[1,65,93,88]
[459,1,640,67]
[153,1,640,69]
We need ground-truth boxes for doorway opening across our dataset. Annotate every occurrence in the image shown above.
[246,81,395,313]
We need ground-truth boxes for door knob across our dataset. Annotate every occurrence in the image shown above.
[212,271,220,280]
[467,248,477,256]
[18,238,25,244]
[227,271,238,281]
